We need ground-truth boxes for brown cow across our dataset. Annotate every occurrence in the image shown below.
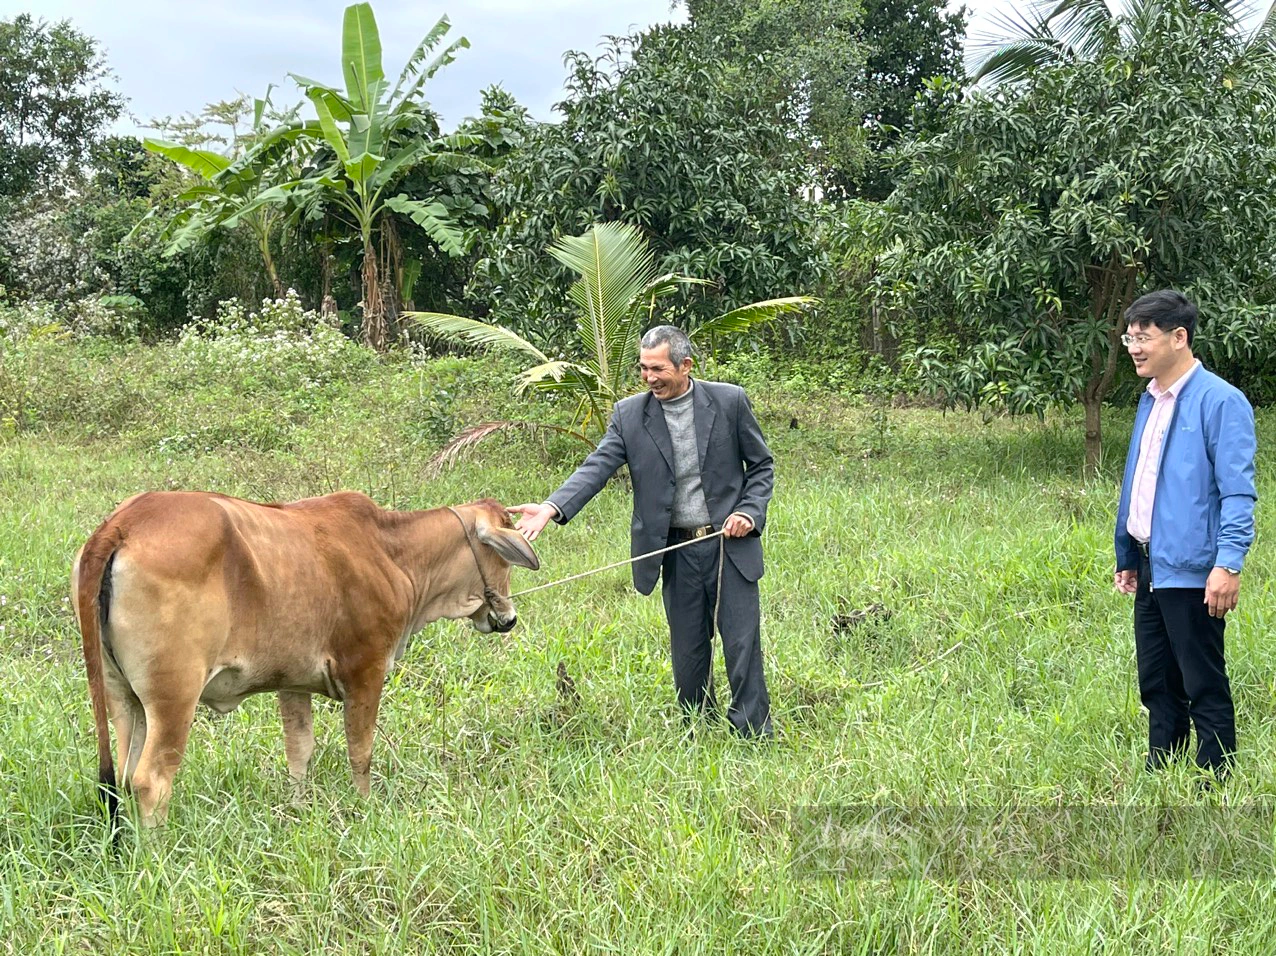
[72,491,539,827]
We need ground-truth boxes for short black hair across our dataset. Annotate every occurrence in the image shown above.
[1123,289,1198,346]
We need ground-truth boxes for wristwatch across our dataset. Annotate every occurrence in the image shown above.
[1221,566,1241,576]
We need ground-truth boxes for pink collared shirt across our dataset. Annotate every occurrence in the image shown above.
[1126,360,1201,543]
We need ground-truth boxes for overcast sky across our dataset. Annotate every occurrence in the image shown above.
[5,0,1010,138]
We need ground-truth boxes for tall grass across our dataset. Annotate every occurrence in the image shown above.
[2,327,1275,953]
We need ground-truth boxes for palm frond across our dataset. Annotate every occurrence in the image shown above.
[515,360,607,396]
[1042,0,1118,58]
[971,35,1072,84]
[692,297,818,339]
[426,420,594,477]
[1249,0,1276,52]
[549,222,658,393]
[405,312,550,362]
[635,274,713,303]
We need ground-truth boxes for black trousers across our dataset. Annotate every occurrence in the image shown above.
[661,536,772,737]
[1134,552,1235,774]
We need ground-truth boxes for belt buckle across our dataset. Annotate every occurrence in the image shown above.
[692,525,710,539]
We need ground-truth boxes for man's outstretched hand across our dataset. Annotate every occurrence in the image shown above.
[510,502,556,542]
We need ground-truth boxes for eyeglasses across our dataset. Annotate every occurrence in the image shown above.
[1120,329,1170,347]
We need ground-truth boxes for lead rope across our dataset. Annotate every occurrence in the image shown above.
[510,529,729,706]
[509,528,728,598]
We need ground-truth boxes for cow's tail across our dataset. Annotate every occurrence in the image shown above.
[74,525,123,833]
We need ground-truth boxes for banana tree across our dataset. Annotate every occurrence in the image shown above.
[140,89,308,298]
[282,2,482,349]
[408,221,815,470]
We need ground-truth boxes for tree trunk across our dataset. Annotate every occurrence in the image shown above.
[261,235,285,300]
[381,220,404,345]
[1082,389,1103,476]
[361,240,387,351]
[1081,254,1142,477]
[320,244,338,319]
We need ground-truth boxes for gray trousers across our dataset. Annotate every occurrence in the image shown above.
[660,536,772,737]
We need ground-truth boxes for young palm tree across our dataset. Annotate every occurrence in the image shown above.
[408,221,814,470]
[971,0,1276,85]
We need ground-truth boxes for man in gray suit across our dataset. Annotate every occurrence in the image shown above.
[512,326,775,738]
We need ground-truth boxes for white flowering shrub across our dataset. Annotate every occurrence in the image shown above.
[174,291,375,396]
[132,291,378,454]
[0,296,62,344]
[0,292,143,343]
[58,295,143,341]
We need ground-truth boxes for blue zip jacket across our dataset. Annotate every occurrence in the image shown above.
[1115,365,1257,587]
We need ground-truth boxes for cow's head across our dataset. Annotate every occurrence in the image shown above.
[463,499,539,633]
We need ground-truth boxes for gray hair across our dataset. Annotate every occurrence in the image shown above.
[640,325,694,366]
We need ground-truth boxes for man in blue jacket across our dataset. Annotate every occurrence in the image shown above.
[1114,290,1257,778]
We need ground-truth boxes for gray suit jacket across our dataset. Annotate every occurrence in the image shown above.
[548,379,774,595]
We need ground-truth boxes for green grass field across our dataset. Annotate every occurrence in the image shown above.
[3,334,1275,953]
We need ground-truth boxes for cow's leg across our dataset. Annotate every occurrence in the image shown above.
[111,699,147,789]
[340,673,386,798]
[278,691,316,789]
[104,677,145,787]
[130,688,200,827]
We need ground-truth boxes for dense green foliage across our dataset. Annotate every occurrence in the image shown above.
[876,2,1276,470]
[471,27,824,351]
[4,0,1276,429]
[683,0,968,197]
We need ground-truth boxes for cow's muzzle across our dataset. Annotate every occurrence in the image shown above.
[490,612,517,633]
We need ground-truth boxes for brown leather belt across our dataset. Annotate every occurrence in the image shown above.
[669,524,715,542]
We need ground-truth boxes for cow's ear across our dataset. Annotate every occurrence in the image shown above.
[477,525,540,571]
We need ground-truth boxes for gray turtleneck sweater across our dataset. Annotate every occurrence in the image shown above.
[661,381,711,528]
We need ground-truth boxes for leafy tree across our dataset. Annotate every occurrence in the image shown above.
[411,221,813,461]
[875,2,1276,473]
[472,26,823,351]
[853,0,968,197]
[0,147,205,332]
[89,136,159,202]
[0,14,123,198]
[682,0,967,198]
